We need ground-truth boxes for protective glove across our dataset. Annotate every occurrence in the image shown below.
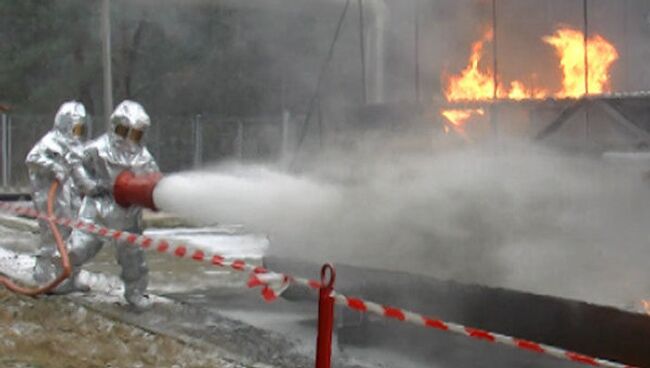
[70,163,105,197]
[88,182,109,197]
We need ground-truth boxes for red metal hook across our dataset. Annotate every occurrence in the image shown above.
[315,263,336,368]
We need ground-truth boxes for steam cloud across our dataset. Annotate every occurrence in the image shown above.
[154,141,650,309]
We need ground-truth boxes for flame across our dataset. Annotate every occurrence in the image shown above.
[642,300,650,315]
[443,31,496,102]
[506,81,548,101]
[440,31,494,130]
[543,28,619,98]
[440,26,619,131]
[441,108,485,127]
[507,81,528,101]
[443,30,548,103]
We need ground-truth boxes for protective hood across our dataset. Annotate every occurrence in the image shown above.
[108,100,151,156]
[53,101,87,143]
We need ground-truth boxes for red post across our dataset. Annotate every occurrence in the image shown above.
[315,263,336,368]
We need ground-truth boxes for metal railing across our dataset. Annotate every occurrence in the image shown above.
[0,112,299,190]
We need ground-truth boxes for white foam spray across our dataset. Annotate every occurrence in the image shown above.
[154,142,650,309]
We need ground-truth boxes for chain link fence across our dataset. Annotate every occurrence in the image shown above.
[1,113,298,190]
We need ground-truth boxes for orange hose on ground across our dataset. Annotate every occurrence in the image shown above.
[0,181,72,296]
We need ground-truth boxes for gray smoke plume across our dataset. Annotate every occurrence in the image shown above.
[154,141,650,309]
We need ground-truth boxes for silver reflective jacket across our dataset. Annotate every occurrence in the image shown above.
[74,100,159,230]
[26,101,87,227]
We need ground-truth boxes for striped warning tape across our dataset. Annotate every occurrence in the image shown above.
[0,201,636,368]
[331,292,634,368]
[0,201,298,300]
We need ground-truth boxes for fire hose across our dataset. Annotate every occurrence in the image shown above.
[0,172,638,367]
[0,171,161,296]
[0,170,160,298]
[0,180,71,296]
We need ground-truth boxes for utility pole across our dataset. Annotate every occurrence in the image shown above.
[358,0,367,104]
[414,0,420,102]
[490,0,499,140]
[583,0,589,95]
[583,0,590,142]
[1,114,8,188]
[193,115,203,168]
[102,0,113,129]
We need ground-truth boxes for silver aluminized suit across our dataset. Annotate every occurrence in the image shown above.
[26,101,87,284]
[66,100,159,309]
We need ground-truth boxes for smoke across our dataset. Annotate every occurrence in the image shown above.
[155,141,650,309]
[129,0,650,310]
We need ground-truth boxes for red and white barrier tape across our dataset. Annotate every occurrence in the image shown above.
[331,292,634,368]
[0,202,303,300]
[0,201,636,368]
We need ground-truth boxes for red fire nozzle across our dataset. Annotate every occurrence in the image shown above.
[113,170,163,211]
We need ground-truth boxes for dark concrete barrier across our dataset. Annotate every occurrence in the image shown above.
[264,256,650,367]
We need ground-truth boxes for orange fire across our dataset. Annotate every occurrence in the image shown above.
[441,109,485,127]
[642,300,650,315]
[440,26,618,129]
[441,31,497,127]
[442,30,549,103]
[543,28,619,98]
[506,81,548,101]
[443,31,496,102]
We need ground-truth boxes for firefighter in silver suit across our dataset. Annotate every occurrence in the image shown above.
[26,101,88,286]
[64,100,160,310]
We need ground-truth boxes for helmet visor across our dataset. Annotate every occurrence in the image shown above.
[114,124,129,139]
[128,129,144,144]
[72,124,86,138]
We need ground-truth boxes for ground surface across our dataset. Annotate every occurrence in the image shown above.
[0,214,635,368]
[0,289,245,368]
[0,220,317,368]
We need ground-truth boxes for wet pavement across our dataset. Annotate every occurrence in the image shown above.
[165,287,588,368]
